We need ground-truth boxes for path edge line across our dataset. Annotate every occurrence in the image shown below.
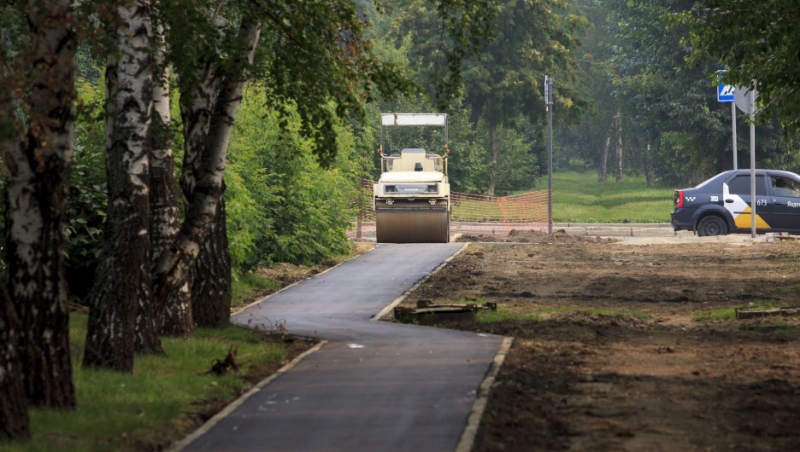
[371,242,471,321]
[455,336,514,452]
[166,340,329,452]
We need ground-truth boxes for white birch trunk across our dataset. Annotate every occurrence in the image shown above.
[84,0,159,371]
[149,21,193,337]
[153,19,262,308]
[598,134,610,183]
[1,0,76,412]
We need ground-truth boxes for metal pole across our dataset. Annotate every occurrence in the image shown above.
[546,76,553,234]
[732,101,737,170]
[749,88,756,238]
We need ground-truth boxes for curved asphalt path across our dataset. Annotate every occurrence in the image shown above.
[177,243,505,452]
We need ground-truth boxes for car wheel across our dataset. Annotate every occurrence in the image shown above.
[697,215,728,237]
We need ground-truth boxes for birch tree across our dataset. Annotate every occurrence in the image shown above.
[149,21,192,336]
[83,0,159,371]
[0,0,77,422]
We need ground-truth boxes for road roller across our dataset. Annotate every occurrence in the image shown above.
[373,113,451,243]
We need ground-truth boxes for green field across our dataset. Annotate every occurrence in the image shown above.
[550,170,674,223]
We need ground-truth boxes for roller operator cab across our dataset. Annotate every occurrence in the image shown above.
[671,169,800,236]
[373,113,451,243]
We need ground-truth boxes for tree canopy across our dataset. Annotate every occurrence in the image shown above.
[678,0,800,133]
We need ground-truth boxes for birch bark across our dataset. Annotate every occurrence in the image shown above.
[84,0,160,371]
[2,0,77,411]
[191,194,231,327]
[0,288,28,439]
[149,22,192,337]
[153,19,261,313]
[598,134,609,183]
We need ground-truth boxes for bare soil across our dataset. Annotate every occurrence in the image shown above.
[401,230,800,452]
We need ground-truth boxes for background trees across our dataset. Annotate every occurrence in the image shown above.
[557,0,799,186]
[680,0,800,134]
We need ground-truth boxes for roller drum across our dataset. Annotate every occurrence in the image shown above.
[375,208,450,243]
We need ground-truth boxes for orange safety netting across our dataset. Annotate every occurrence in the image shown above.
[349,180,551,238]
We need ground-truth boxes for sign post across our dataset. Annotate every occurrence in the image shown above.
[717,72,736,169]
[545,76,553,235]
[734,84,758,238]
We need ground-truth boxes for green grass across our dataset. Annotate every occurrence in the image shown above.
[451,166,674,223]
[232,271,281,308]
[4,314,291,452]
[691,308,738,321]
[477,310,542,323]
[550,169,674,223]
[692,300,795,322]
[475,305,651,323]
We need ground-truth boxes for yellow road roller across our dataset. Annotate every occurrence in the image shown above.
[373,113,451,243]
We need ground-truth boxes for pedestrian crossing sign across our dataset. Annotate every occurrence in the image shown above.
[718,83,735,102]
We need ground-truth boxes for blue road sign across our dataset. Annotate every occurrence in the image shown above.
[718,83,735,102]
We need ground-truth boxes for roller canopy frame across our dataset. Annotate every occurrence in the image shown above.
[380,113,448,157]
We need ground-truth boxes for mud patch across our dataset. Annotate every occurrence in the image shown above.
[401,237,800,451]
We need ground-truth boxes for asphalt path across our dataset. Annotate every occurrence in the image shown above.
[177,243,505,452]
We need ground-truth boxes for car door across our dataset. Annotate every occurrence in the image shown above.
[762,173,800,231]
[723,174,771,230]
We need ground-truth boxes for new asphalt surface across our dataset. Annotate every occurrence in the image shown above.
[177,243,505,452]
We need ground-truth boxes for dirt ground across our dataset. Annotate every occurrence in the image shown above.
[399,230,800,452]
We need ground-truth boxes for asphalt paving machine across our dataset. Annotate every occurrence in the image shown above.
[373,113,451,243]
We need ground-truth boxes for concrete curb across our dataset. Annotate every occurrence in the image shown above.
[455,336,514,452]
[371,242,470,321]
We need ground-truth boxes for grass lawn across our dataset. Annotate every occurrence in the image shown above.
[550,169,675,223]
[3,314,303,452]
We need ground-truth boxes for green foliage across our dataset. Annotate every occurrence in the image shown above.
[679,0,800,134]
[558,0,799,186]
[226,85,366,270]
[64,79,108,302]
[370,0,584,194]
[461,0,591,128]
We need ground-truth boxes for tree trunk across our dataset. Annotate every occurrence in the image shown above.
[152,19,262,309]
[615,116,623,183]
[598,134,610,183]
[1,0,77,410]
[191,192,232,328]
[150,22,193,338]
[0,290,29,440]
[644,130,658,188]
[645,142,655,188]
[487,123,499,197]
[467,100,484,146]
[84,1,159,371]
